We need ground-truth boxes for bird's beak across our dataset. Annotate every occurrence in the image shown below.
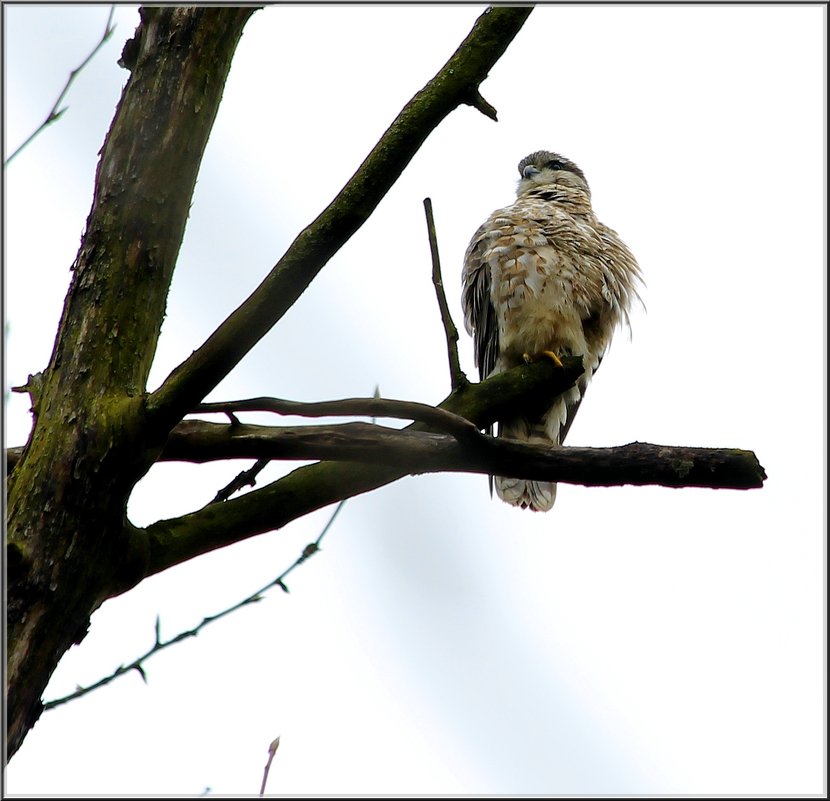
[522,165,541,179]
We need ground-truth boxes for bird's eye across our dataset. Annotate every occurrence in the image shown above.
[546,160,564,171]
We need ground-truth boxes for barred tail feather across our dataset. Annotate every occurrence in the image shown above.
[493,404,568,512]
[495,474,557,512]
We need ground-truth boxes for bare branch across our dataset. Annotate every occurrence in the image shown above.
[424,197,467,390]
[158,419,765,491]
[44,497,347,711]
[135,436,764,587]
[145,6,534,434]
[120,358,766,587]
[193,395,480,441]
[5,6,117,165]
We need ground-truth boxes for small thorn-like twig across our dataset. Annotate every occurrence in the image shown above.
[42,498,347,712]
[209,457,270,504]
[424,198,467,392]
[5,5,117,165]
[466,89,498,121]
[259,736,281,796]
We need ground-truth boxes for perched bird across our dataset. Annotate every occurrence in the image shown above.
[461,150,643,511]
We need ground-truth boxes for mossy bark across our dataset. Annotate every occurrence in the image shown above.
[6,6,257,758]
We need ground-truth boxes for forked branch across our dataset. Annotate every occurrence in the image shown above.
[145,6,534,433]
[119,357,766,591]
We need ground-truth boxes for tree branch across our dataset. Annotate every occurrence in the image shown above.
[158,420,765,491]
[424,197,467,391]
[116,357,766,592]
[134,438,764,591]
[44,497,345,711]
[121,358,577,587]
[145,6,534,434]
[193,395,480,441]
[4,358,563,493]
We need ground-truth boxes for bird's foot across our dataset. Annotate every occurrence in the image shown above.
[523,350,564,368]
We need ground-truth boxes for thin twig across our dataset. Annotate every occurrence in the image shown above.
[259,736,281,796]
[5,6,117,166]
[193,395,480,441]
[209,457,270,505]
[42,497,347,711]
[424,197,467,390]
[41,384,380,709]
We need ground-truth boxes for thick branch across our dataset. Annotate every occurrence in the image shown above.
[159,419,766,491]
[125,357,580,584]
[145,6,533,433]
[120,357,754,587]
[7,357,574,475]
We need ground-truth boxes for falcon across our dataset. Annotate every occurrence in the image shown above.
[461,150,643,511]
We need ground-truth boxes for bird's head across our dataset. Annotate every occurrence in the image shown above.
[516,151,590,198]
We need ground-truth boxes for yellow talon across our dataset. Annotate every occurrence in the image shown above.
[522,350,563,368]
[541,350,564,367]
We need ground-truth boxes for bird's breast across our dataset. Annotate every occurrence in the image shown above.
[486,240,589,364]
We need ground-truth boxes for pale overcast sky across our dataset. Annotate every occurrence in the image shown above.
[3,3,826,795]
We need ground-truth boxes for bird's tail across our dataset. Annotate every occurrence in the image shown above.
[495,472,556,512]
[493,408,565,512]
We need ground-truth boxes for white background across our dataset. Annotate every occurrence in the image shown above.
[3,3,826,796]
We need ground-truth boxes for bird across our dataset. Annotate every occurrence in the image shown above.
[461,150,643,511]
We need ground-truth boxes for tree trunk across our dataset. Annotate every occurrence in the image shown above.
[6,6,257,759]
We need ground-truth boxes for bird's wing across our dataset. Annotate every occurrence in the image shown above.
[556,221,643,445]
[461,224,499,381]
[557,354,601,445]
